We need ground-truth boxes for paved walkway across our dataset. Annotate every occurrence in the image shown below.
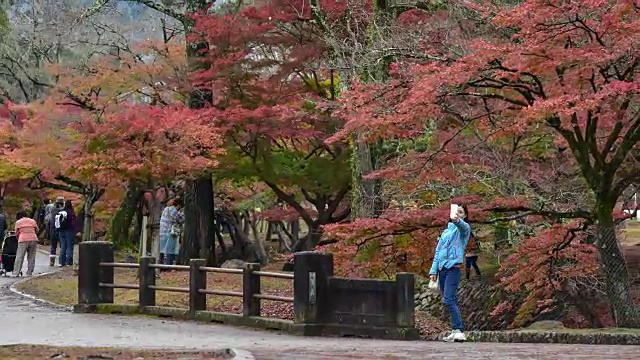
[1,252,639,359]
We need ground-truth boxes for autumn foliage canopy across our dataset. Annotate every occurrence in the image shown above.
[0,0,638,327]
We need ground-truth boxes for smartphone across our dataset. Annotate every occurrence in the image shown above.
[450,204,459,219]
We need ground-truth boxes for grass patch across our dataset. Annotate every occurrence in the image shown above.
[15,261,294,319]
[0,344,234,359]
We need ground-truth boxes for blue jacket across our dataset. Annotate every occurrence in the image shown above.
[429,219,471,275]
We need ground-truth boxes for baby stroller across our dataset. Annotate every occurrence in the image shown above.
[0,231,18,276]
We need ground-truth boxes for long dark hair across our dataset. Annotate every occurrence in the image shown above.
[16,210,28,220]
[64,200,73,211]
[461,204,469,221]
[446,204,474,237]
[460,204,478,239]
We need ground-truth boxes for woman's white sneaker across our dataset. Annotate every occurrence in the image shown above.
[444,329,466,342]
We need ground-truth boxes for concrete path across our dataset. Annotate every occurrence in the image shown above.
[1,252,639,359]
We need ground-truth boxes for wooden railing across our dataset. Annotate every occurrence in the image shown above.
[76,241,418,340]
[96,258,294,317]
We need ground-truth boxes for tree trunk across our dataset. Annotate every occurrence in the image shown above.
[293,223,323,251]
[263,221,273,243]
[561,280,604,328]
[81,185,104,242]
[349,2,392,220]
[183,175,216,266]
[242,211,251,235]
[248,210,268,265]
[29,202,40,220]
[274,222,292,253]
[290,219,299,244]
[595,224,639,327]
[108,182,142,248]
[352,137,384,218]
[178,0,216,266]
[82,197,94,242]
[215,227,226,254]
[225,211,254,261]
[131,200,144,247]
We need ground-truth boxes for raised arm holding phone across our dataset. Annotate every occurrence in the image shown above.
[429,204,471,342]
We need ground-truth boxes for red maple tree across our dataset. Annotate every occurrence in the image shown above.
[334,1,639,325]
[187,2,354,251]
[41,41,223,185]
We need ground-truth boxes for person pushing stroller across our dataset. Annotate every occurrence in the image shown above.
[13,211,38,276]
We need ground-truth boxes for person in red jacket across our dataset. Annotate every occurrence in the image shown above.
[465,232,482,280]
[14,210,39,276]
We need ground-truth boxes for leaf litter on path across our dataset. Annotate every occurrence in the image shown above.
[0,345,237,359]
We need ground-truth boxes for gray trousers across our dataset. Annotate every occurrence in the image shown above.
[14,241,37,276]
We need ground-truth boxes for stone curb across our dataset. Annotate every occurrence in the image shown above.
[429,330,640,345]
[8,250,73,312]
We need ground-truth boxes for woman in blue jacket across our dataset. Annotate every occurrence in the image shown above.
[429,204,471,342]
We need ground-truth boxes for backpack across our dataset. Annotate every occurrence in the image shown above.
[44,204,55,224]
[55,210,68,230]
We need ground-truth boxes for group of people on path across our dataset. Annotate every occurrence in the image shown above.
[3,195,185,275]
[0,196,77,277]
[159,198,184,266]
[42,197,78,267]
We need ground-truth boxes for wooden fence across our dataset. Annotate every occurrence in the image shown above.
[75,241,418,340]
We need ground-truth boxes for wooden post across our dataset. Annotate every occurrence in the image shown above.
[395,272,415,327]
[150,223,160,262]
[189,259,207,315]
[87,212,94,241]
[293,251,333,324]
[243,263,261,317]
[78,241,114,304]
[139,257,156,307]
[140,215,148,258]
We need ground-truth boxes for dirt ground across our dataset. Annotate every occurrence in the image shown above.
[0,345,235,359]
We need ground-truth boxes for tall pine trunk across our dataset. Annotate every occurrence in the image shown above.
[350,2,391,219]
[180,0,216,266]
[183,176,216,266]
[352,137,384,218]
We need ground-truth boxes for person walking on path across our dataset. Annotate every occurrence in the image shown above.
[48,197,64,266]
[429,204,471,342]
[56,200,76,267]
[465,232,482,281]
[40,199,53,241]
[13,210,39,277]
[159,198,184,267]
